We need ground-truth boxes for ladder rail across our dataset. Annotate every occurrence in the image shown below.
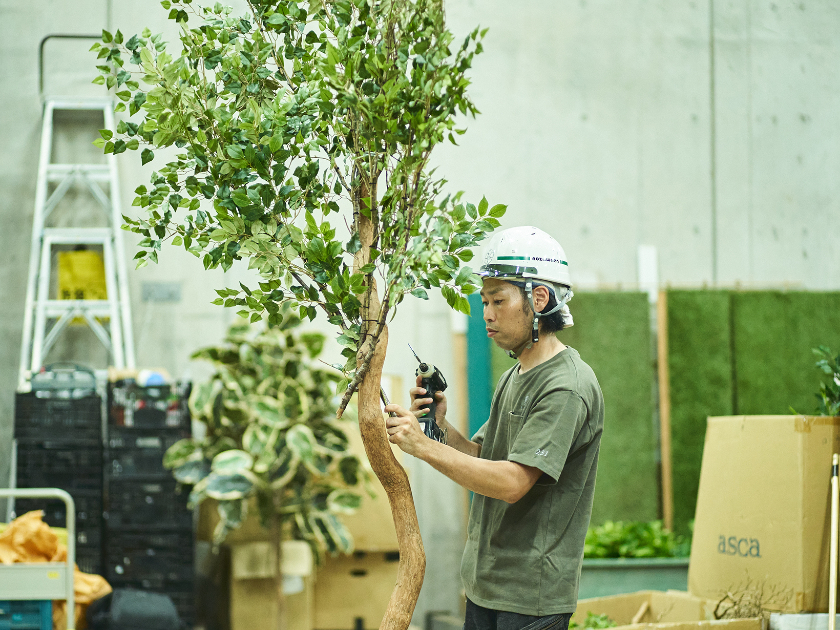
[101,237,125,367]
[19,101,56,389]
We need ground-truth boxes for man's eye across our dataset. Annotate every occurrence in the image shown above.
[494,300,503,305]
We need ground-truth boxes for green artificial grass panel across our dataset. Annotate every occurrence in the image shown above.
[558,292,657,525]
[732,291,840,415]
[666,290,734,535]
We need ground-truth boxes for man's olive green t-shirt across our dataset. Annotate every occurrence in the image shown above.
[460,347,604,615]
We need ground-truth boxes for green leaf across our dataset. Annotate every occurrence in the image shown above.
[98,129,113,141]
[212,449,254,474]
[411,287,429,300]
[102,29,113,43]
[327,489,362,515]
[205,472,255,500]
[345,232,361,254]
[286,424,316,463]
[489,204,507,218]
[163,438,200,468]
[455,266,473,285]
[172,459,211,484]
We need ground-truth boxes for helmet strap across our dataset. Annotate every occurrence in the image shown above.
[506,281,567,359]
[508,281,539,359]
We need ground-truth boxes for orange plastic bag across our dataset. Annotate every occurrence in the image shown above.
[0,511,111,630]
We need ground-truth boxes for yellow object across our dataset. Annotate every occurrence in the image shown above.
[57,250,108,325]
[0,510,111,630]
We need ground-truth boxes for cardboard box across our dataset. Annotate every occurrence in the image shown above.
[230,574,314,630]
[313,551,401,630]
[229,540,315,630]
[688,416,840,613]
[574,591,762,630]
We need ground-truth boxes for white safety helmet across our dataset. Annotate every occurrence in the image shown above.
[477,226,574,357]
[478,226,572,287]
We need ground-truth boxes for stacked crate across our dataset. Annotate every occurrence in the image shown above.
[13,387,105,575]
[104,380,195,626]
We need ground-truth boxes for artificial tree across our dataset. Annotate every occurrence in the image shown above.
[93,1,504,627]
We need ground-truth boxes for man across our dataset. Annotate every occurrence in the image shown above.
[385,226,604,630]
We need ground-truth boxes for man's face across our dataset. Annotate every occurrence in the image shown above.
[480,278,532,351]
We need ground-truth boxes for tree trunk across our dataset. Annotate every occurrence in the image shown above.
[355,185,426,630]
[358,327,426,630]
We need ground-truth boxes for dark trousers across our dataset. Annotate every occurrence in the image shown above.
[464,598,572,630]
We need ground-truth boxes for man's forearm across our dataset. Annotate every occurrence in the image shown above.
[416,438,538,503]
[438,418,480,457]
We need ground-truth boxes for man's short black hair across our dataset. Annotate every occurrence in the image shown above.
[515,283,566,335]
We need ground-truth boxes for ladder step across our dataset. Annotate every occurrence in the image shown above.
[43,228,113,244]
[48,98,113,112]
[46,164,110,182]
[41,300,112,317]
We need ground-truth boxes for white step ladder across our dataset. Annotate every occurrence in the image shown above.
[18,98,135,390]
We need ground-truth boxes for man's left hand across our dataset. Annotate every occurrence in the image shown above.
[385,403,429,458]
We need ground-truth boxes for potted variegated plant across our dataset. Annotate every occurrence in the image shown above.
[163,306,368,563]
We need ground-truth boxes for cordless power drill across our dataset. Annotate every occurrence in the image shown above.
[409,344,448,443]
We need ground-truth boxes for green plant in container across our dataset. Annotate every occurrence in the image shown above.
[584,520,689,559]
[163,307,368,563]
[813,346,840,416]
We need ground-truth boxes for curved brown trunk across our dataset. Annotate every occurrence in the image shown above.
[353,179,425,630]
[357,328,426,630]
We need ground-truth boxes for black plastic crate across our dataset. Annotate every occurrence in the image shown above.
[75,547,104,576]
[14,490,102,527]
[16,442,103,492]
[0,599,52,630]
[105,480,192,528]
[108,449,171,479]
[106,427,188,451]
[108,382,191,429]
[14,392,102,442]
[106,540,194,584]
[106,529,193,550]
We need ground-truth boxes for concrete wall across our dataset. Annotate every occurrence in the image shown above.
[1,0,840,623]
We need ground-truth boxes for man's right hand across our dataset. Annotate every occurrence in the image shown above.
[409,375,447,427]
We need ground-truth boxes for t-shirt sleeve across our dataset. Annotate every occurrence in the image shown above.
[507,389,588,482]
[471,421,488,446]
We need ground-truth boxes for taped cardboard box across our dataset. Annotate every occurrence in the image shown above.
[688,416,840,613]
[229,540,314,630]
[573,590,762,630]
[313,551,400,630]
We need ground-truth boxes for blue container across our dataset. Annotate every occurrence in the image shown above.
[0,600,52,630]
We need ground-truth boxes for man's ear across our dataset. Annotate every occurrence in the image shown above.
[532,284,551,313]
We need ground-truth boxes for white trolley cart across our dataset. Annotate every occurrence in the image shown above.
[0,488,76,630]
